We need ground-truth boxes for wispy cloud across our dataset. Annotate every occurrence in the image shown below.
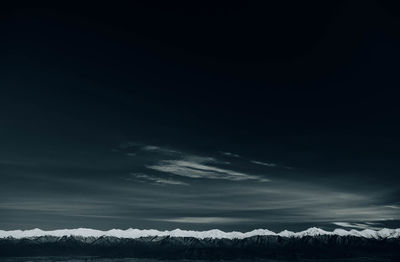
[141,145,178,155]
[250,160,277,167]
[129,173,188,186]
[332,222,382,230]
[147,156,269,182]
[384,205,400,209]
[119,142,178,155]
[151,216,251,224]
[220,152,240,158]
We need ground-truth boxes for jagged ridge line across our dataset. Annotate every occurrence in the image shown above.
[1,227,400,239]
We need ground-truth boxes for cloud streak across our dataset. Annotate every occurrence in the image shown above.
[147,156,269,182]
[129,173,188,186]
[250,160,277,167]
[151,217,252,224]
[220,152,240,158]
[119,142,178,155]
[333,222,383,230]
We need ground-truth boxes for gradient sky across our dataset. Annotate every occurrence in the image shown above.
[0,2,399,232]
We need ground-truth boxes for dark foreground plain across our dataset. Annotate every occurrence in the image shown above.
[0,258,397,262]
[0,235,399,261]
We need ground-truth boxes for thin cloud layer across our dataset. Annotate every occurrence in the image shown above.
[147,156,270,182]
[250,160,277,167]
[118,143,271,183]
[220,152,240,158]
[119,142,178,155]
[129,173,188,186]
[117,143,272,185]
[1,141,399,231]
[333,222,383,230]
[151,217,251,224]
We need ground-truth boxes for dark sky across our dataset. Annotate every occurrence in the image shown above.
[0,1,399,232]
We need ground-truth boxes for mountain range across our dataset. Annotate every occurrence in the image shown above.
[1,228,399,260]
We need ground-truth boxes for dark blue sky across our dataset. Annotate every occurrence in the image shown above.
[0,1,399,231]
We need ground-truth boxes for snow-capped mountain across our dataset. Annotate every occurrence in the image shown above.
[1,227,399,239]
[1,228,399,260]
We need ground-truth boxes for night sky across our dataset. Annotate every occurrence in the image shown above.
[1,2,400,232]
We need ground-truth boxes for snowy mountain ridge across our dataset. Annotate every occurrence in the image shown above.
[1,227,399,239]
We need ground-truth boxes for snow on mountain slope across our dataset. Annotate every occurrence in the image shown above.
[0,227,399,239]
